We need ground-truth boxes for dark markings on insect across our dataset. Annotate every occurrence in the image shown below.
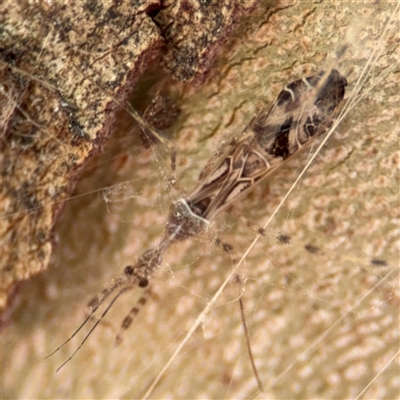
[45,69,348,388]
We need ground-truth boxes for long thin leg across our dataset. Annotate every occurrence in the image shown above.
[237,284,263,392]
[216,238,263,391]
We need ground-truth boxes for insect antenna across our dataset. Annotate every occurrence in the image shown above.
[54,285,133,372]
[44,279,123,360]
[44,311,97,361]
[44,277,126,360]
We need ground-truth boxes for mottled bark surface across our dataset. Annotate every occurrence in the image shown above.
[156,0,258,84]
[1,0,162,310]
[1,0,253,310]
[1,1,399,400]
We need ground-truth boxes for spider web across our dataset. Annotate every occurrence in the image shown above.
[2,2,399,399]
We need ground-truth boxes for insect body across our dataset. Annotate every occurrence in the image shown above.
[187,69,347,221]
[47,68,347,371]
[123,69,347,290]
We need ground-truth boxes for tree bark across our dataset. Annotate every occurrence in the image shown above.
[1,1,399,399]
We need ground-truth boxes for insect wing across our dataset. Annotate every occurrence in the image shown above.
[187,70,347,221]
[250,69,348,161]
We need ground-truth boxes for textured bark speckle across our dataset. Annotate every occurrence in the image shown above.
[1,1,399,399]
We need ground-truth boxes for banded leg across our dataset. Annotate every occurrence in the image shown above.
[225,206,389,269]
[115,287,153,345]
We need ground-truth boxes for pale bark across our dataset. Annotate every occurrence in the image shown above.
[2,1,399,399]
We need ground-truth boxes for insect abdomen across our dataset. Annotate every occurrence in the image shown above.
[252,69,347,160]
